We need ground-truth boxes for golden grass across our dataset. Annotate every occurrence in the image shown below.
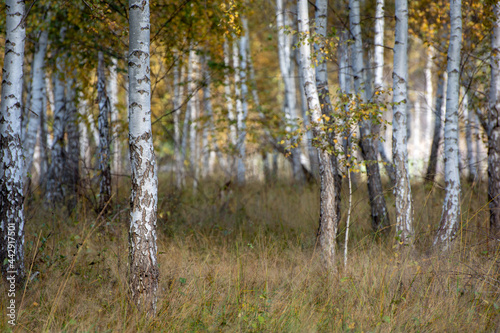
[1,176,499,332]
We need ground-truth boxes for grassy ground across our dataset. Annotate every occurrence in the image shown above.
[1,175,499,332]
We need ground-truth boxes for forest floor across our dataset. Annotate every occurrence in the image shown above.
[1,174,499,332]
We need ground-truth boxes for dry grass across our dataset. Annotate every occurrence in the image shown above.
[1,175,499,332]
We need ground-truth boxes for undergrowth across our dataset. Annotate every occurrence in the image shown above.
[1,175,499,332]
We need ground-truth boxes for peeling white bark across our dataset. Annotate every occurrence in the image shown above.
[392,0,413,244]
[128,0,158,316]
[434,0,462,249]
[0,0,26,281]
[298,0,340,269]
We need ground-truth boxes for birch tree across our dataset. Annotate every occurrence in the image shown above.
[434,0,462,249]
[297,0,340,268]
[277,0,304,183]
[24,28,49,182]
[0,0,26,282]
[97,51,111,213]
[108,58,121,181]
[314,0,341,231]
[128,0,159,316]
[489,2,500,240]
[392,0,413,244]
[349,0,390,232]
[237,19,249,185]
[46,27,67,206]
[425,72,446,183]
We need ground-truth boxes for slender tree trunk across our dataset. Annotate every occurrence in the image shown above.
[425,72,446,183]
[65,75,79,212]
[128,0,158,316]
[392,0,413,244]
[0,0,26,283]
[277,0,304,183]
[434,0,462,249]
[489,2,500,240]
[224,39,237,172]
[188,49,199,190]
[349,0,390,233]
[237,19,249,185]
[97,52,112,213]
[373,0,396,185]
[464,91,478,182]
[79,96,91,170]
[108,57,121,183]
[298,0,340,269]
[24,28,49,183]
[46,28,67,206]
[425,46,434,146]
[315,0,341,229]
[173,52,183,187]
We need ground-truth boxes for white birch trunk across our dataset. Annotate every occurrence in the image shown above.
[464,91,478,182]
[425,46,434,146]
[489,2,500,239]
[233,39,242,182]
[46,28,67,205]
[392,0,413,244]
[79,96,91,169]
[24,28,49,182]
[188,49,199,189]
[97,52,111,213]
[434,0,462,249]
[298,0,340,269]
[128,0,158,316]
[224,39,237,170]
[108,57,121,180]
[173,52,183,187]
[277,0,303,183]
[0,0,26,281]
[315,0,341,228]
[350,0,390,232]
[237,19,249,185]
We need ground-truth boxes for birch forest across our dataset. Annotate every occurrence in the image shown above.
[1,0,500,330]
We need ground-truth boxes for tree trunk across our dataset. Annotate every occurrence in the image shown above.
[128,0,159,316]
[298,0,340,269]
[0,0,26,283]
[237,19,249,185]
[434,0,462,249]
[425,46,434,146]
[173,52,183,188]
[277,0,304,184]
[65,75,79,212]
[425,71,446,183]
[108,57,121,184]
[464,91,478,182]
[392,0,413,244]
[97,52,112,213]
[46,27,67,206]
[224,39,237,173]
[24,28,49,183]
[188,48,199,190]
[315,0,341,230]
[79,96,91,170]
[349,0,390,233]
[489,2,500,240]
